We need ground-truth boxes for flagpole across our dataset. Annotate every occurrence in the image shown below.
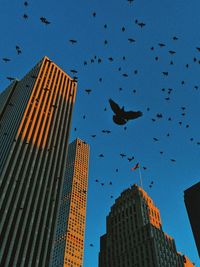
[138,164,143,188]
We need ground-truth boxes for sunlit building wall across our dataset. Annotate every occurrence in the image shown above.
[51,138,90,267]
[99,184,194,267]
[0,56,77,267]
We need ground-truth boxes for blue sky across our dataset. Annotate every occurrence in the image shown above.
[0,0,200,265]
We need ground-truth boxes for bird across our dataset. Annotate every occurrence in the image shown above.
[69,39,77,44]
[99,154,104,158]
[109,98,142,125]
[120,153,126,158]
[162,72,168,76]
[24,1,28,6]
[85,89,92,94]
[6,77,15,81]
[40,17,51,24]
[16,46,22,55]
[70,69,78,74]
[169,50,176,55]
[2,58,11,62]
[23,14,28,19]
[127,156,134,162]
[138,22,146,28]
[153,137,159,141]
[156,113,163,118]
[128,38,135,43]
[158,43,165,47]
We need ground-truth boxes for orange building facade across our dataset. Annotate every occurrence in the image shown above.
[0,56,77,266]
[51,139,90,267]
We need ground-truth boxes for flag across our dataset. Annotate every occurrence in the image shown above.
[131,162,139,171]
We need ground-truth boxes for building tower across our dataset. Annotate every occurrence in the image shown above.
[184,182,200,257]
[99,184,194,267]
[51,138,90,267]
[0,56,77,267]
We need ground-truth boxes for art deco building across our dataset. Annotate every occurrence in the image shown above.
[0,56,77,267]
[50,138,90,267]
[184,182,200,257]
[99,184,194,267]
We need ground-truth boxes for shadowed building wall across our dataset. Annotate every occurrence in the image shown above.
[184,182,200,258]
[99,184,194,267]
[0,56,77,267]
[50,139,90,267]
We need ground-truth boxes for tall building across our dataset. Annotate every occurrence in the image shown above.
[50,138,90,267]
[99,184,194,267]
[0,56,77,267]
[184,182,200,257]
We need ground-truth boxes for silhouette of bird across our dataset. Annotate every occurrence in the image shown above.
[40,17,50,25]
[16,46,22,55]
[6,77,15,81]
[24,1,28,6]
[153,137,159,141]
[162,72,168,76]
[138,22,146,28]
[120,153,126,158]
[23,14,28,19]
[158,43,165,47]
[69,39,77,44]
[128,38,135,43]
[2,58,11,62]
[128,156,134,162]
[169,50,176,55]
[85,89,92,94]
[109,98,142,125]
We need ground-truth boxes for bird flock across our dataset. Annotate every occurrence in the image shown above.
[1,0,200,261]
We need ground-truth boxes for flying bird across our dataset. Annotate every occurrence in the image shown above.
[6,77,15,81]
[2,58,11,62]
[128,38,135,43]
[69,39,77,44]
[138,22,146,28]
[23,14,28,19]
[85,89,92,94]
[109,98,142,125]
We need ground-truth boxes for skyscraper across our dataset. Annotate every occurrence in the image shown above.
[0,56,77,267]
[184,182,200,257]
[51,138,90,267]
[99,184,194,267]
